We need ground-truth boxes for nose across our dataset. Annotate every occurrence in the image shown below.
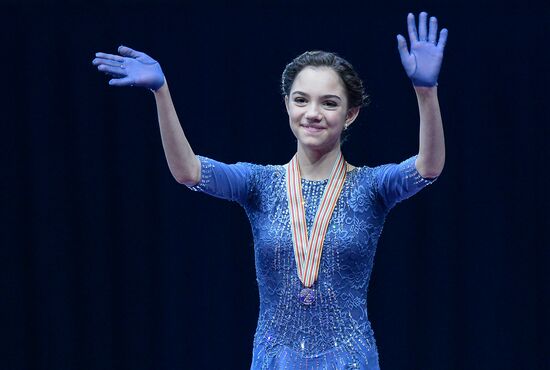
[305,103,322,121]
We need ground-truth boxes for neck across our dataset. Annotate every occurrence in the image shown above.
[295,143,342,181]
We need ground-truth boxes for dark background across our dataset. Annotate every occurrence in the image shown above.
[2,0,548,369]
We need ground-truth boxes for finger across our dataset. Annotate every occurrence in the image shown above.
[428,16,438,43]
[437,28,448,50]
[97,63,128,77]
[407,13,418,43]
[118,45,142,58]
[109,76,135,87]
[92,57,123,67]
[418,12,428,41]
[94,52,124,63]
[396,34,409,58]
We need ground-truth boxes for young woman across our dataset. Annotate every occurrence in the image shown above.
[93,11,447,370]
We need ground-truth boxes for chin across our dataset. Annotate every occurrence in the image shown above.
[298,138,338,153]
[298,135,323,146]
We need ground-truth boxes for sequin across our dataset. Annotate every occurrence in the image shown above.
[188,155,436,369]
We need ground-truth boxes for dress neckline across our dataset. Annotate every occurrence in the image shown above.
[298,167,359,184]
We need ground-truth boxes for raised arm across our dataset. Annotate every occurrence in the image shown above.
[92,46,201,185]
[397,12,448,179]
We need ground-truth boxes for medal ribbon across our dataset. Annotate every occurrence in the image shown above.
[286,153,347,287]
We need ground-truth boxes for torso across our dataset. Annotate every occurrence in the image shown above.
[245,164,383,369]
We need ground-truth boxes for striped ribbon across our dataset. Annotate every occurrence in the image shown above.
[286,153,347,287]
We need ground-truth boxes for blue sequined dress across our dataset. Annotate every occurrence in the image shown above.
[188,155,435,369]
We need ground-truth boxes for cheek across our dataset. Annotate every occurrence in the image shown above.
[327,111,347,125]
[287,110,297,129]
[287,109,301,123]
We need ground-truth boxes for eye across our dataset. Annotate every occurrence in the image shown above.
[293,97,307,105]
[323,100,338,108]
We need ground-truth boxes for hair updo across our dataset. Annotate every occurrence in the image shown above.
[281,51,369,109]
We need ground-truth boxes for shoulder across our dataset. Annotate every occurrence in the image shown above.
[344,159,408,195]
[343,165,379,202]
[244,161,286,188]
[238,162,287,211]
[346,163,377,187]
[350,156,420,184]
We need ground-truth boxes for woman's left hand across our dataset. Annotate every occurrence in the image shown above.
[397,12,448,87]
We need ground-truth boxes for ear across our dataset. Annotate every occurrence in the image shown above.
[284,95,289,114]
[345,106,360,127]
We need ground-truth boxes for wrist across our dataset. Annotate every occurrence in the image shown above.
[151,77,167,94]
[414,85,438,98]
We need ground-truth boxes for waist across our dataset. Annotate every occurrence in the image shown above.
[251,336,379,370]
[253,317,375,356]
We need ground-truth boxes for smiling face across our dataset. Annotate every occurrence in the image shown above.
[285,66,359,154]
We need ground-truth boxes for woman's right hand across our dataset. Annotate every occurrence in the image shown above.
[92,45,165,91]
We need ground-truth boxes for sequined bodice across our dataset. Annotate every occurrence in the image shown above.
[246,165,383,369]
[189,155,434,369]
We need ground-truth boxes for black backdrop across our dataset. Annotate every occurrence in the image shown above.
[2,0,548,369]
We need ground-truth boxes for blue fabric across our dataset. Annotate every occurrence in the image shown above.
[188,155,435,369]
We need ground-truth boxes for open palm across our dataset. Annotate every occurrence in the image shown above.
[92,46,165,91]
[397,12,448,87]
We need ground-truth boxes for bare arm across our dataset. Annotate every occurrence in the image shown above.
[396,12,448,178]
[153,82,201,185]
[93,46,201,186]
[414,86,445,178]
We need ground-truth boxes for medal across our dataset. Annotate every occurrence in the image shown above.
[286,153,347,305]
[299,287,316,305]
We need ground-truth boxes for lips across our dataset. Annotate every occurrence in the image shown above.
[300,124,325,134]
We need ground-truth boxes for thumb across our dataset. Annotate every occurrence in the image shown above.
[396,34,409,59]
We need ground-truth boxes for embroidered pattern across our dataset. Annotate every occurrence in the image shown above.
[188,155,436,369]
[402,155,437,186]
[187,155,215,193]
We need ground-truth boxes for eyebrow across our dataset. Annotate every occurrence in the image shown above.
[291,91,342,101]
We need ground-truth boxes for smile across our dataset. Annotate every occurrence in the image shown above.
[301,125,325,134]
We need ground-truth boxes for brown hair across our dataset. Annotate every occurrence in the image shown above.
[281,51,369,109]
